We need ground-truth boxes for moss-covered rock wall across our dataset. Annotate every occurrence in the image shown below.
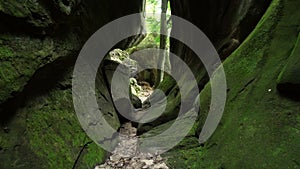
[164,0,300,168]
[0,0,144,168]
[141,0,272,132]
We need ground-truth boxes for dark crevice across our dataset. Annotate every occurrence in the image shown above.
[277,83,300,101]
[61,0,71,6]
[238,78,256,94]
[238,0,272,41]
[0,12,51,37]
[219,164,226,169]
[99,90,110,102]
[220,1,231,22]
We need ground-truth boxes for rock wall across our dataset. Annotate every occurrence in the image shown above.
[164,0,300,168]
[1,0,299,168]
[170,0,271,57]
[0,0,144,168]
[140,0,271,131]
[0,0,144,104]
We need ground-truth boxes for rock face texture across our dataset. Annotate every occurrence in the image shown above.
[0,0,144,168]
[0,0,144,104]
[0,0,299,168]
[162,0,300,168]
[95,122,169,169]
[140,0,272,133]
[170,0,271,58]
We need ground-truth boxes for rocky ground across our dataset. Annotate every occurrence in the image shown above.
[95,82,169,169]
[137,81,154,104]
[94,122,169,169]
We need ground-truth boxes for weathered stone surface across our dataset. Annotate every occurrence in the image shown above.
[0,0,144,105]
[139,0,272,132]
[1,0,299,168]
[0,33,80,104]
[0,0,144,168]
[164,0,300,168]
[103,49,143,113]
[171,0,271,55]
[0,70,107,169]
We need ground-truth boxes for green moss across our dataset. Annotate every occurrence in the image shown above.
[0,61,22,101]
[0,67,116,168]
[0,46,14,59]
[0,34,79,104]
[277,32,300,85]
[25,89,106,168]
[157,74,176,93]
[58,1,72,15]
[0,136,9,149]
[82,143,106,167]
[165,0,300,168]
[0,1,31,18]
[194,0,300,168]
[163,137,203,169]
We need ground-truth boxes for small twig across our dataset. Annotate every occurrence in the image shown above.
[72,141,93,169]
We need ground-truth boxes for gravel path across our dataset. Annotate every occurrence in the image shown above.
[95,82,169,169]
[94,122,169,169]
